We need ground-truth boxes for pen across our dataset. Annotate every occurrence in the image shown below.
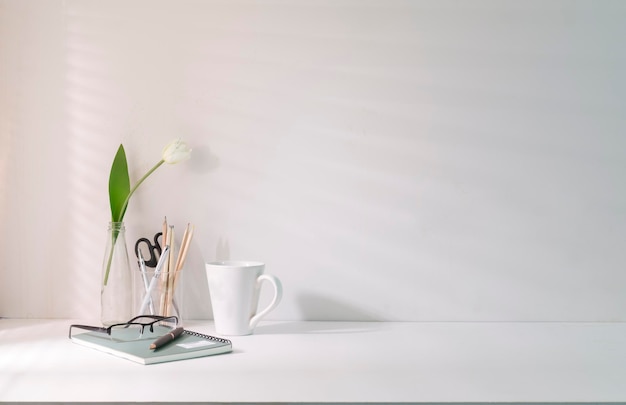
[138,250,155,315]
[138,245,170,315]
[149,327,184,350]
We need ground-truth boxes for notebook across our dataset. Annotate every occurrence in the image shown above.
[70,326,232,365]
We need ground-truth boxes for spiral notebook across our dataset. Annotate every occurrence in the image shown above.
[70,327,232,365]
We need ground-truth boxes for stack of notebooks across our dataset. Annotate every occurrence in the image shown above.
[70,327,232,365]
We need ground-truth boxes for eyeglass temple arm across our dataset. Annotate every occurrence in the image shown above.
[68,324,109,338]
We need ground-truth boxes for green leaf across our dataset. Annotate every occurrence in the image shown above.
[109,144,130,223]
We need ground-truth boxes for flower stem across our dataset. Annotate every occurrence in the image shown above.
[118,159,164,222]
[103,228,119,286]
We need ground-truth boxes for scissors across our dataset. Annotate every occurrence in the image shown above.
[134,232,163,268]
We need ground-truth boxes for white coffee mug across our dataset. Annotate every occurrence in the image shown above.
[205,261,282,335]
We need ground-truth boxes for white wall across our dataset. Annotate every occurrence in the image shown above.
[1,0,625,322]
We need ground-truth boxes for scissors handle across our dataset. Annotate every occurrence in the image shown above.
[134,232,162,268]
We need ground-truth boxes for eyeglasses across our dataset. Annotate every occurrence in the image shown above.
[69,315,179,342]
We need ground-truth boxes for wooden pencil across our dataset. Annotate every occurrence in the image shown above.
[170,223,194,317]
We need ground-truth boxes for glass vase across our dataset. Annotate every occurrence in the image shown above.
[100,221,133,326]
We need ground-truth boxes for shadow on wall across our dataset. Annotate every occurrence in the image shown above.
[253,293,386,335]
[188,143,219,175]
[296,292,384,322]
[184,236,384,322]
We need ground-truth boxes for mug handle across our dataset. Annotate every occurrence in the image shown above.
[249,274,283,330]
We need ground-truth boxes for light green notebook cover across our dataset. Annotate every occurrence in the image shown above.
[71,327,232,365]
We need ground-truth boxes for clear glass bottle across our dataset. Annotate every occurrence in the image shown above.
[100,222,133,326]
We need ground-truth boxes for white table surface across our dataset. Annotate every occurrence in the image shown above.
[1,319,625,403]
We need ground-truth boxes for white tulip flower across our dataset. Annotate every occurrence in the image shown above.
[162,138,192,164]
